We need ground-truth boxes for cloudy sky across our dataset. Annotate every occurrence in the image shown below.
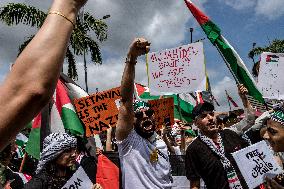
[0,0,283,111]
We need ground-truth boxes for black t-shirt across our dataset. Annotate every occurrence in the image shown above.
[185,130,249,189]
[4,168,24,189]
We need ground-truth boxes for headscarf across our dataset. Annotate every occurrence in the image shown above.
[271,107,284,126]
[185,129,196,137]
[133,100,150,113]
[36,133,77,174]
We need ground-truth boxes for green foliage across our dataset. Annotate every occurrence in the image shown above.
[0,3,108,80]
[248,39,284,60]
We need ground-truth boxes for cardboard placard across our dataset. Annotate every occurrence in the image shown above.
[232,140,283,189]
[61,167,93,189]
[148,98,174,128]
[147,42,206,95]
[257,52,284,100]
[74,87,121,137]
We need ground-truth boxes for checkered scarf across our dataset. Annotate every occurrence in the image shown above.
[36,133,77,174]
[199,132,243,189]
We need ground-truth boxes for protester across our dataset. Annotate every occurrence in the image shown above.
[262,106,284,188]
[116,38,172,188]
[224,84,255,135]
[0,143,24,189]
[0,0,87,151]
[185,102,250,189]
[23,133,102,189]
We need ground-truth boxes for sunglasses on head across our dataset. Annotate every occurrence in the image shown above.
[135,109,154,119]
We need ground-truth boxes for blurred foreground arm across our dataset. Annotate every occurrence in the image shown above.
[0,0,86,150]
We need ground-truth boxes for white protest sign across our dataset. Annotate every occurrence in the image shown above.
[232,140,283,189]
[147,42,206,95]
[61,166,93,189]
[257,52,284,100]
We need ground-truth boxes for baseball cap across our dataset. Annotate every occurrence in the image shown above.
[192,102,214,120]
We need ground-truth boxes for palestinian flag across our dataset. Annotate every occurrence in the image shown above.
[25,75,87,159]
[184,0,264,103]
[25,113,41,159]
[266,54,279,63]
[226,90,239,108]
[135,83,194,122]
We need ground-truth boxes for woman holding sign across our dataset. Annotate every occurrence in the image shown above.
[23,133,102,189]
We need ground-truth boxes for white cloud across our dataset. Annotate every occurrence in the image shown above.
[65,56,149,94]
[255,0,284,20]
[222,0,256,10]
[222,0,284,20]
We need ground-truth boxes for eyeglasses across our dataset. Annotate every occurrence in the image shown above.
[135,109,154,119]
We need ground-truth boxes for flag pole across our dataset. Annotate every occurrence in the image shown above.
[215,45,240,85]
[19,153,27,173]
[225,90,232,111]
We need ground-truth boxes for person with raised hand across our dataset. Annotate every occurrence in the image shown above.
[0,0,87,151]
[116,38,172,189]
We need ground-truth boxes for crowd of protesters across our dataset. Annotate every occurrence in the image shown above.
[1,0,284,189]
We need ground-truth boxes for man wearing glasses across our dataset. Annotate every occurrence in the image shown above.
[115,38,172,189]
[185,102,249,189]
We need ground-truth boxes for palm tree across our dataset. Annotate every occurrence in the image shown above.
[0,3,108,87]
[248,39,284,77]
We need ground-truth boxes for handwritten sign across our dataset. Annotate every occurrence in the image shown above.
[257,52,284,100]
[61,167,93,189]
[147,42,206,95]
[232,141,283,189]
[148,98,174,129]
[74,87,121,137]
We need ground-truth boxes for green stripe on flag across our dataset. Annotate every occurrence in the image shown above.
[62,107,84,135]
[185,0,264,103]
[25,128,40,159]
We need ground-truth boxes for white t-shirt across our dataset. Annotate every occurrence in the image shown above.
[117,130,172,189]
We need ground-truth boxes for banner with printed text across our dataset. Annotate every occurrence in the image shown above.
[74,87,121,137]
[257,52,284,100]
[147,42,206,95]
[148,98,174,129]
[232,140,283,189]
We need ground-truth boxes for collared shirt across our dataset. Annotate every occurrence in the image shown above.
[117,130,172,189]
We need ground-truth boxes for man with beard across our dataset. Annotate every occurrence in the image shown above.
[116,38,172,189]
[185,102,249,189]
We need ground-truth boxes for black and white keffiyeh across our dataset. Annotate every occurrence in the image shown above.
[36,133,77,174]
[199,132,243,189]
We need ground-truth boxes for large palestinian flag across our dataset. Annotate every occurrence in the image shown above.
[184,0,264,103]
[25,75,87,159]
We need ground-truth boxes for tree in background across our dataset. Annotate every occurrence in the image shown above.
[248,39,284,77]
[0,3,108,84]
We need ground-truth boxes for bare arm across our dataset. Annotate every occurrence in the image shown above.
[226,84,255,134]
[161,125,176,154]
[0,0,86,150]
[106,126,113,151]
[115,38,150,141]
